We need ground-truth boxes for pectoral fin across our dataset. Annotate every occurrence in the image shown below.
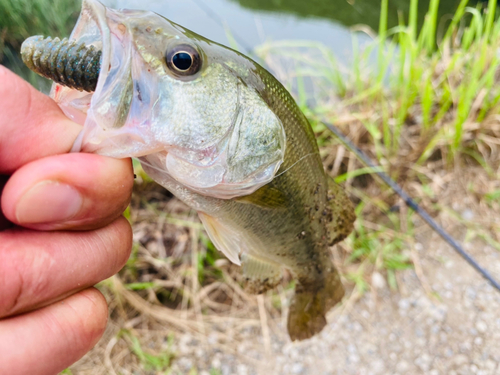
[198,212,242,265]
[241,253,283,294]
[235,184,288,209]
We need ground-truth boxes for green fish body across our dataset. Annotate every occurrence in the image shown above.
[23,0,355,340]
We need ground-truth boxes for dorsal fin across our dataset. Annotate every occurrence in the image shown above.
[326,177,356,245]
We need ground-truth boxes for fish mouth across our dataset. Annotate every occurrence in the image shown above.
[51,0,109,126]
[53,0,164,158]
[72,0,111,95]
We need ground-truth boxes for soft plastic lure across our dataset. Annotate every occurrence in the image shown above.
[21,36,101,92]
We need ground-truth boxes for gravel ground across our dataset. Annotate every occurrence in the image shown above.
[164,245,500,375]
[165,239,500,375]
[263,241,500,375]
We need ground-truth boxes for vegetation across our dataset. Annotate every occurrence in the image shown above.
[255,0,500,292]
[0,0,81,90]
[261,0,500,164]
[1,0,500,372]
[232,0,482,32]
[0,0,80,49]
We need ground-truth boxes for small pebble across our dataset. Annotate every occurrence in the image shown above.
[371,272,386,289]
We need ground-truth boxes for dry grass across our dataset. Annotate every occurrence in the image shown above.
[68,160,500,374]
[68,86,500,375]
[64,1,500,373]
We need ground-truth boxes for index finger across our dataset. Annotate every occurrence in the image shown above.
[0,66,81,174]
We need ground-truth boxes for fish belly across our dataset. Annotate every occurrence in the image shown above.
[141,153,355,340]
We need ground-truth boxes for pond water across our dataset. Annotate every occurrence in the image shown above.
[1,0,480,90]
[110,0,364,61]
[109,0,471,61]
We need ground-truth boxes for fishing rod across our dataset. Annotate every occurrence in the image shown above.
[193,0,500,292]
[324,122,500,292]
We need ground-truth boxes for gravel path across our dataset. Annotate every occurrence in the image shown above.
[160,230,500,375]
[266,241,500,375]
[167,211,500,375]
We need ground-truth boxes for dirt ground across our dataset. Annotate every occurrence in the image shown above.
[69,168,500,375]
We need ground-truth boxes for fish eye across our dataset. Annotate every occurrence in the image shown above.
[165,44,201,76]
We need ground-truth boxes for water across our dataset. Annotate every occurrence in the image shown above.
[109,0,471,61]
[110,0,366,61]
[1,0,480,89]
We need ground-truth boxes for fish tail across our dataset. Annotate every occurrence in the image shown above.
[287,266,344,341]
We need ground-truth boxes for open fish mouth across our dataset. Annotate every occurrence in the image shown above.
[21,0,287,200]
[33,0,166,158]
[49,0,110,121]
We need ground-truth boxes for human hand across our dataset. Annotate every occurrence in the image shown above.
[0,66,133,375]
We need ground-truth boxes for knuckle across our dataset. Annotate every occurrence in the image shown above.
[99,217,133,272]
[0,236,53,317]
[65,290,108,349]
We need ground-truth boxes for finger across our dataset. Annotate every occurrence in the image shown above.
[0,216,131,318]
[1,153,133,231]
[0,288,108,375]
[0,66,81,174]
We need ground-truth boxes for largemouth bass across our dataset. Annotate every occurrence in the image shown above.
[21,0,355,340]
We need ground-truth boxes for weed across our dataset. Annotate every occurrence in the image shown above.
[257,0,500,166]
[256,0,500,288]
[0,0,80,49]
[124,330,175,372]
[0,0,81,89]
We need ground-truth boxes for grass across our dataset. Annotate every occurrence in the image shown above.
[1,0,498,372]
[124,330,175,372]
[67,0,500,372]
[0,0,81,89]
[259,0,500,166]
[0,0,80,49]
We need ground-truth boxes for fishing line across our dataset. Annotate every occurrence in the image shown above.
[190,0,254,55]
[191,0,500,292]
[274,152,319,179]
[324,122,500,292]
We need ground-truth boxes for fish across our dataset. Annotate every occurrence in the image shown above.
[21,0,356,341]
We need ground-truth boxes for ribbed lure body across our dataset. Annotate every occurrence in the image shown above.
[21,36,101,92]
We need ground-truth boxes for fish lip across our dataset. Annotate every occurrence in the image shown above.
[61,0,146,157]
[51,0,111,125]
[76,0,111,96]
[57,0,168,159]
